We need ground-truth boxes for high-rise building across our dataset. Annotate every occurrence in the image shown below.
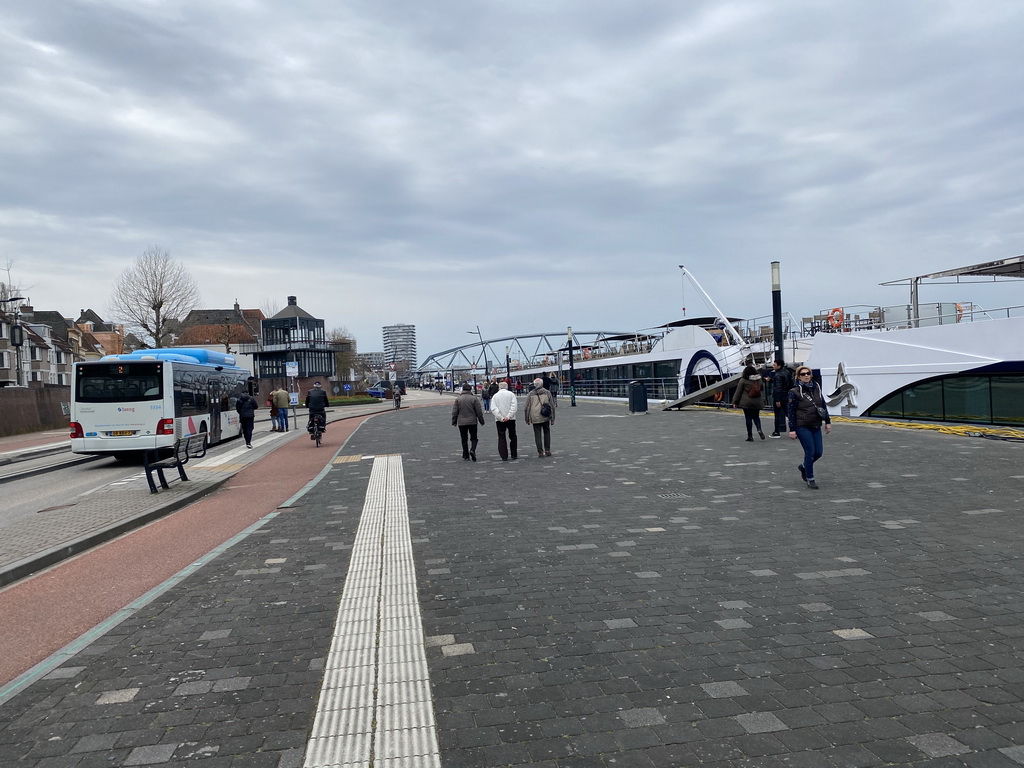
[382,323,417,373]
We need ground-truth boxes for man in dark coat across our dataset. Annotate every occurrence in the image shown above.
[235,391,258,448]
[451,383,485,461]
[305,381,330,438]
[769,360,793,438]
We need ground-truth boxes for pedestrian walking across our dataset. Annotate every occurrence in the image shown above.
[525,377,556,457]
[235,390,258,448]
[272,386,290,432]
[452,383,485,461]
[490,381,518,461]
[768,360,792,438]
[481,380,493,412]
[515,380,524,396]
[732,365,766,441]
[787,366,833,489]
[547,374,559,401]
[487,379,499,411]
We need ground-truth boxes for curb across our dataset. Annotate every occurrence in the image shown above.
[0,443,71,466]
[0,476,232,589]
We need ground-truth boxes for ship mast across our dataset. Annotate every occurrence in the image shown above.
[678,265,749,350]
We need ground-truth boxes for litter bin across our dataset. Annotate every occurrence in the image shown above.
[628,380,648,414]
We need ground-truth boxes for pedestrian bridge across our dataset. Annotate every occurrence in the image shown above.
[417,331,629,376]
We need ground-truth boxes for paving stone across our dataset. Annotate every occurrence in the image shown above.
[6,401,1024,766]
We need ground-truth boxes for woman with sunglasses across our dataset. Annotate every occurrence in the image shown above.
[787,367,832,489]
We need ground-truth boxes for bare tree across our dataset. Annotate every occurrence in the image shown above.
[109,246,201,348]
[327,326,360,383]
[259,296,282,319]
[1,258,30,303]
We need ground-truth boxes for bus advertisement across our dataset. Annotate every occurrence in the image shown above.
[70,348,254,459]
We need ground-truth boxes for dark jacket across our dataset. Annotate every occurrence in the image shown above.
[452,393,485,426]
[305,387,330,412]
[787,381,830,430]
[235,393,258,419]
[487,382,500,398]
[732,376,764,410]
[772,367,793,404]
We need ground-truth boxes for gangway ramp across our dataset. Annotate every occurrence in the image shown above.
[662,373,742,410]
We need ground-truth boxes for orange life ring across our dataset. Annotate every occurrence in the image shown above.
[955,303,963,322]
[827,308,845,328]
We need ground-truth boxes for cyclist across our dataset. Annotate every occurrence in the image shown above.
[304,381,329,440]
[393,388,402,410]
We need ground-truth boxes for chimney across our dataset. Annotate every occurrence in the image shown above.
[287,296,297,306]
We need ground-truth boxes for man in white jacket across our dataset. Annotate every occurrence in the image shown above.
[490,381,518,461]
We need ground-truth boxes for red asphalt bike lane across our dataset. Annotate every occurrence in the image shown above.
[0,415,375,688]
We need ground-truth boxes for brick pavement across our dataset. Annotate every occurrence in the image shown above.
[2,398,1024,766]
[0,402,398,588]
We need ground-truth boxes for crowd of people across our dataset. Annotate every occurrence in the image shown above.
[451,375,557,461]
[238,365,831,490]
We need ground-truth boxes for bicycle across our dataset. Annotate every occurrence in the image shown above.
[309,413,325,448]
[393,393,401,410]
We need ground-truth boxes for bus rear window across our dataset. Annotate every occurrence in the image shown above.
[75,363,163,402]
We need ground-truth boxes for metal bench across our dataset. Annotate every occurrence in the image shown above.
[143,434,208,494]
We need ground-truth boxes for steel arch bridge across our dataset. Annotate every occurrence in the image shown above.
[417,331,630,377]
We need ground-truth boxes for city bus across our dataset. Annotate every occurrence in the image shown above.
[70,348,254,460]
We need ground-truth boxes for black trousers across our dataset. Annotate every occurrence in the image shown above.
[240,417,254,445]
[496,420,518,460]
[773,402,787,434]
[458,424,479,457]
[741,407,763,437]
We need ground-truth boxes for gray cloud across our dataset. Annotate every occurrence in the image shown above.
[1,0,1022,358]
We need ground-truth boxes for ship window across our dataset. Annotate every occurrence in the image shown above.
[991,376,1024,425]
[901,380,944,420]
[868,373,1024,426]
[943,376,990,424]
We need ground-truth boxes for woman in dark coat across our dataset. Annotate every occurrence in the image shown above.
[732,365,766,442]
[787,366,833,489]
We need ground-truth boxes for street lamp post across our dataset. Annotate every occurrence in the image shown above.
[771,261,784,363]
[567,326,577,407]
[467,326,487,379]
[1,297,27,387]
[505,345,511,382]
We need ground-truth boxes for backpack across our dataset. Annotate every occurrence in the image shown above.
[748,380,761,398]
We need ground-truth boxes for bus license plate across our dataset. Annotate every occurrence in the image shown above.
[111,430,133,436]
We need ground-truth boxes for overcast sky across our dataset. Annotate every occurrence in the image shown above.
[3,1,1023,362]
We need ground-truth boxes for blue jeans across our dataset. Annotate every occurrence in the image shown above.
[795,426,824,480]
[277,407,289,431]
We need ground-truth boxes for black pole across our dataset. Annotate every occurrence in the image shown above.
[771,261,784,363]
[567,327,577,406]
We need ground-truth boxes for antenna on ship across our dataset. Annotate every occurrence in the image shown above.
[678,265,749,350]
[679,264,686,317]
